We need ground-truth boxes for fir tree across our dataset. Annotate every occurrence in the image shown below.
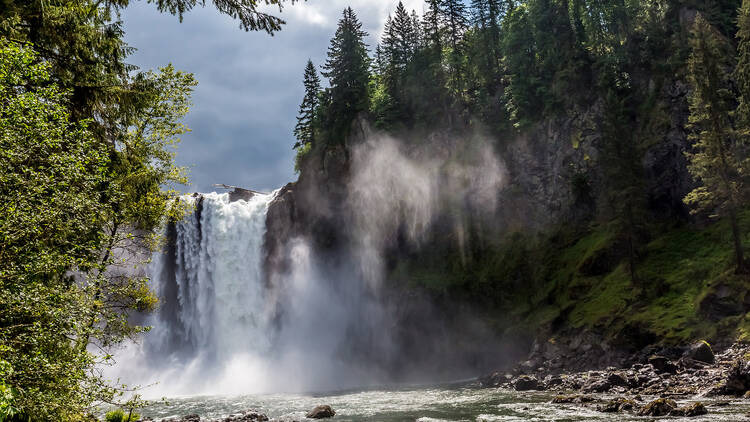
[294,60,321,149]
[321,7,371,141]
[685,14,748,273]
[735,0,750,128]
[440,0,470,94]
[423,0,444,55]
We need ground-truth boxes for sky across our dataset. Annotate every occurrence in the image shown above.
[122,1,426,193]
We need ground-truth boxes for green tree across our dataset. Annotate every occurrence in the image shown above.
[379,2,420,126]
[0,40,113,420]
[0,34,195,422]
[321,7,371,142]
[294,59,322,149]
[440,0,470,95]
[685,14,748,273]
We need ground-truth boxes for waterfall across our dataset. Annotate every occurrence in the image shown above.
[118,192,279,396]
[163,192,272,360]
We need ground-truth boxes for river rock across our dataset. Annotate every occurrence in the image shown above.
[685,341,715,364]
[221,411,269,421]
[582,378,610,393]
[599,397,636,413]
[512,375,541,391]
[607,372,628,387]
[543,374,563,388]
[649,355,678,374]
[478,371,505,387]
[638,398,677,416]
[670,402,708,417]
[725,360,750,395]
[551,394,594,404]
[305,405,335,419]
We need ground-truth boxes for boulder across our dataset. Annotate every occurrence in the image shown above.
[725,360,750,395]
[306,405,335,419]
[649,355,678,374]
[684,341,715,364]
[637,398,677,416]
[222,411,269,422]
[607,372,628,387]
[543,374,563,388]
[551,395,594,404]
[512,375,541,391]
[582,378,611,393]
[670,402,708,417]
[478,371,505,387]
[599,397,636,413]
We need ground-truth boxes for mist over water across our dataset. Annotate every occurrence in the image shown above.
[113,134,509,399]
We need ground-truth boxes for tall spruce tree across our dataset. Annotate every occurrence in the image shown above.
[685,14,748,273]
[440,0,470,94]
[424,0,444,56]
[294,60,321,149]
[735,0,750,128]
[380,2,419,121]
[321,7,371,141]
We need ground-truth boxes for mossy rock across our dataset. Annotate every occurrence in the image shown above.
[637,398,676,416]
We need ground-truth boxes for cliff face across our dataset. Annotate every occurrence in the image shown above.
[262,74,695,356]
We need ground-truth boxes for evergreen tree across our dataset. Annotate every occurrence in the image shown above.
[424,0,444,56]
[321,7,371,141]
[600,86,648,284]
[380,1,420,125]
[685,14,748,273]
[735,0,750,128]
[440,0,470,94]
[294,60,321,149]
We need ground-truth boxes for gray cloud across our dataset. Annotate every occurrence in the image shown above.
[122,1,424,193]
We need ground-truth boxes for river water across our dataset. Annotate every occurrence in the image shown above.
[136,385,750,421]
[117,193,750,421]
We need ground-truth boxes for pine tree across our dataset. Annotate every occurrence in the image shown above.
[380,1,420,117]
[423,0,444,55]
[470,0,503,91]
[383,2,417,73]
[321,7,371,141]
[735,0,750,128]
[294,60,321,149]
[685,14,748,273]
[440,0,470,94]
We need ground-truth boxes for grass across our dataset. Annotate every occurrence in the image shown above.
[393,209,750,346]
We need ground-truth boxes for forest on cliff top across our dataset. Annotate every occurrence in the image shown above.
[290,0,750,353]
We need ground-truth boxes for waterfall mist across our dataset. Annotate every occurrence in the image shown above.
[113,132,512,397]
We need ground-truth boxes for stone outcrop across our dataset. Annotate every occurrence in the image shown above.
[305,405,335,419]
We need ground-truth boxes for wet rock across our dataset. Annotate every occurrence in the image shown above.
[306,405,335,419]
[637,398,677,416]
[725,360,750,395]
[607,372,628,387]
[582,378,611,393]
[599,397,636,413]
[543,374,563,389]
[513,375,541,391]
[670,402,708,417]
[649,355,678,374]
[685,341,715,364]
[551,395,595,404]
[478,371,504,387]
[221,411,269,422]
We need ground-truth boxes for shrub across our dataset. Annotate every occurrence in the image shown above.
[105,409,140,422]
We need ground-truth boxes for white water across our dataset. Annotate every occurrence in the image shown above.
[114,192,278,397]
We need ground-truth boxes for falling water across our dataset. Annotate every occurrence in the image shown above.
[118,192,279,396]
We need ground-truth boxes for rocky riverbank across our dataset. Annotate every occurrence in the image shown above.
[480,341,750,417]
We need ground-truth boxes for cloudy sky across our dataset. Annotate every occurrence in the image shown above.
[122,1,425,193]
